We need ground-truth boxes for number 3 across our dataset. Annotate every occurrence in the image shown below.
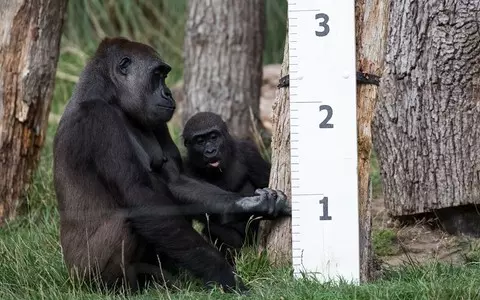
[315,13,330,37]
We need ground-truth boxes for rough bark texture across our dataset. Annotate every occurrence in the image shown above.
[355,0,390,282]
[183,0,265,140]
[258,34,291,264]
[0,0,67,224]
[372,1,480,233]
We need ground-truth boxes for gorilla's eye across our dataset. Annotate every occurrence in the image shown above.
[196,137,205,145]
[153,67,168,79]
[210,133,218,141]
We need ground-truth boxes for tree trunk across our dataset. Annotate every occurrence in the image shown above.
[372,1,480,236]
[355,0,390,281]
[258,34,291,264]
[183,0,265,140]
[260,2,390,278]
[0,0,67,224]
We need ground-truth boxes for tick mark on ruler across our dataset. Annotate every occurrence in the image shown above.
[289,9,322,12]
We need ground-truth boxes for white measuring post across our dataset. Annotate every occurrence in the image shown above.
[288,0,360,283]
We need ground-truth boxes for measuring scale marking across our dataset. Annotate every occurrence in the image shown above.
[288,0,360,283]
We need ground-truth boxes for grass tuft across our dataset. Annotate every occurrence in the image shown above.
[373,228,399,256]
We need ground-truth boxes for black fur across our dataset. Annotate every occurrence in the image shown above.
[182,112,276,264]
[53,37,290,293]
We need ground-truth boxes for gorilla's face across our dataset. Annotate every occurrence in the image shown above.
[111,41,175,127]
[186,128,228,170]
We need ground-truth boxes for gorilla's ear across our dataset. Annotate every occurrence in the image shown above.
[182,135,189,147]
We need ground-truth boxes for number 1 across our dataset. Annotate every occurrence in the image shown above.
[319,197,332,220]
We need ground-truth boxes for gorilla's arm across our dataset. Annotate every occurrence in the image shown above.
[153,123,289,218]
[79,99,267,219]
[160,157,287,218]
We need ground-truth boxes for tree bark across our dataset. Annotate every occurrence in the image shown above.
[259,2,390,278]
[0,0,67,224]
[258,34,291,264]
[355,0,390,282]
[372,1,480,235]
[183,0,265,140]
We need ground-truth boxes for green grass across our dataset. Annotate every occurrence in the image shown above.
[373,229,399,257]
[1,122,479,299]
[3,191,480,300]
[51,0,287,116]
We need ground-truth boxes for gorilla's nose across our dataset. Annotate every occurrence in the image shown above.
[161,88,172,99]
[204,148,218,158]
[161,88,175,107]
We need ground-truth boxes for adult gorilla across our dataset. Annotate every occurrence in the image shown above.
[53,37,289,293]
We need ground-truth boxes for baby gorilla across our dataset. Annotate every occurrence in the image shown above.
[182,112,277,264]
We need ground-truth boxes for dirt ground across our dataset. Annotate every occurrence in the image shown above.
[371,195,479,268]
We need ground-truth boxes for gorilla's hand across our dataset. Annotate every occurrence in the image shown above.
[232,188,291,219]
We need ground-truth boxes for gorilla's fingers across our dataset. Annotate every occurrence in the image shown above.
[255,188,277,215]
[276,190,287,202]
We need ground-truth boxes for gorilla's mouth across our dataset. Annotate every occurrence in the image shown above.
[157,104,175,110]
[208,161,220,168]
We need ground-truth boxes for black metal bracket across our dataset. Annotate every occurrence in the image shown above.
[356,71,380,86]
[277,74,290,88]
[277,71,381,88]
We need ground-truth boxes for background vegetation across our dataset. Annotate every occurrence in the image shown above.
[2,1,480,299]
[51,0,287,115]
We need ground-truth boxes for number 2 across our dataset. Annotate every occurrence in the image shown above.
[319,197,332,220]
[319,105,333,128]
[315,13,330,37]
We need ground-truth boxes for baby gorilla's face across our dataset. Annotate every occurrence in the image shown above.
[188,129,227,170]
